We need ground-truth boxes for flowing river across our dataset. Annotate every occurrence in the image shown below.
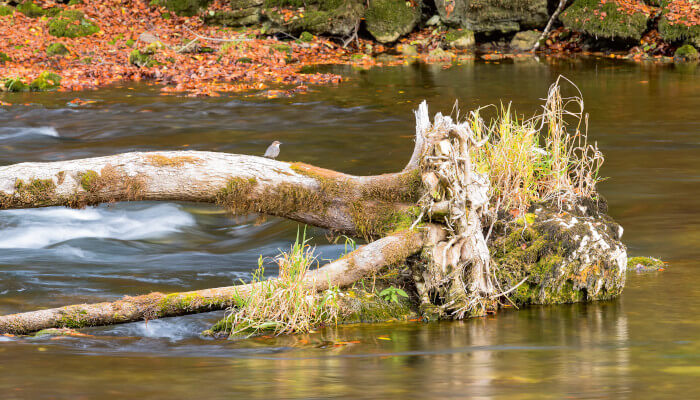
[0,58,698,399]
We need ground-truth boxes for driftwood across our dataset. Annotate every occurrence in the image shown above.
[0,230,427,335]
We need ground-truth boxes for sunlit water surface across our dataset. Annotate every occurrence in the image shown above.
[0,58,698,399]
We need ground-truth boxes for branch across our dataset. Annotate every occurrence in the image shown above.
[0,230,426,335]
[532,0,568,52]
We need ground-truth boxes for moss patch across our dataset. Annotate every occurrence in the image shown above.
[365,0,421,43]
[0,52,10,64]
[674,44,699,61]
[48,10,100,38]
[2,78,28,92]
[17,1,45,18]
[144,154,199,167]
[0,5,14,16]
[560,0,652,41]
[161,0,213,16]
[129,49,156,67]
[29,71,62,91]
[46,43,70,56]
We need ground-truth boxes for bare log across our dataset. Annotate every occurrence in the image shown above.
[0,230,426,335]
[0,151,421,237]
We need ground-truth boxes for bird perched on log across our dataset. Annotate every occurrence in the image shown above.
[264,141,281,159]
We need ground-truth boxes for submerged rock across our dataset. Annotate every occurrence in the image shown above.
[492,199,627,305]
[434,0,548,34]
[365,0,421,43]
[627,256,665,273]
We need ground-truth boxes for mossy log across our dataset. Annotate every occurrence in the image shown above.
[0,151,421,237]
[0,230,426,335]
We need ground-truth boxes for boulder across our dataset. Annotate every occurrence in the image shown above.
[434,0,548,34]
[510,29,540,51]
[674,44,699,61]
[444,29,475,49]
[560,0,654,41]
[263,0,363,36]
[365,0,421,43]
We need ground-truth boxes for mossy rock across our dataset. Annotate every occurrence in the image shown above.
[29,71,62,91]
[263,0,364,36]
[0,4,14,16]
[16,1,45,18]
[129,49,156,67]
[659,8,700,43]
[510,29,541,51]
[299,31,314,42]
[160,0,213,16]
[48,10,100,38]
[627,256,665,272]
[365,0,421,43]
[560,0,653,41]
[46,42,70,56]
[435,0,548,33]
[202,9,261,26]
[2,78,28,92]
[491,200,627,306]
[398,43,418,56]
[674,44,699,61]
[0,52,10,64]
[444,29,475,49]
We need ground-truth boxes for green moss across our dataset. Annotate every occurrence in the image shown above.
[3,78,28,92]
[125,38,135,47]
[162,0,212,16]
[129,49,156,67]
[58,309,89,329]
[29,71,62,91]
[202,10,261,27]
[299,31,313,42]
[17,1,45,18]
[68,0,84,5]
[48,10,100,38]
[263,0,363,36]
[236,56,253,63]
[628,256,665,272]
[80,170,99,191]
[46,43,70,56]
[0,5,14,16]
[271,43,292,53]
[340,288,415,324]
[365,0,420,43]
[0,52,11,64]
[659,7,700,42]
[560,0,651,40]
[674,44,699,61]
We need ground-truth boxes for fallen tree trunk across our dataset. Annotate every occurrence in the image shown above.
[0,230,426,335]
[0,151,421,237]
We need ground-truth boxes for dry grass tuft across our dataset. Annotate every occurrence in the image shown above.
[469,76,605,214]
[223,228,341,337]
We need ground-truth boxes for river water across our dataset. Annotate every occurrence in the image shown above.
[0,58,698,399]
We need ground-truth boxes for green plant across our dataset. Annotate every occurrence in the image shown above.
[379,286,408,304]
[222,227,341,337]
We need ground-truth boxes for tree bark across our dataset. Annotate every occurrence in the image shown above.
[0,230,427,335]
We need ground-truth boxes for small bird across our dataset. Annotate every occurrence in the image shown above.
[264,140,281,159]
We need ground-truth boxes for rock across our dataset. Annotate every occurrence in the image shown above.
[510,30,541,51]
[48,10,99,38]
[398,43,418,56]
[202,9,261,26]
[158,0,212,16]
[263,0,364,37]
[560,0,654,41]
[426,48,454,62]
[444,29,475,49]
[434,0,548,34]
[658,4,700,45]
[138,32,160,44]
[426,14,441,26]
[46,42,70,56]
[627,256,665,273]
[492,199,627,305]
[674,44,699,61]
[29,71,62,91]
[365,0,421,43]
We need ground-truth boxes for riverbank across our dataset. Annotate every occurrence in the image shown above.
[0,0,697,98]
